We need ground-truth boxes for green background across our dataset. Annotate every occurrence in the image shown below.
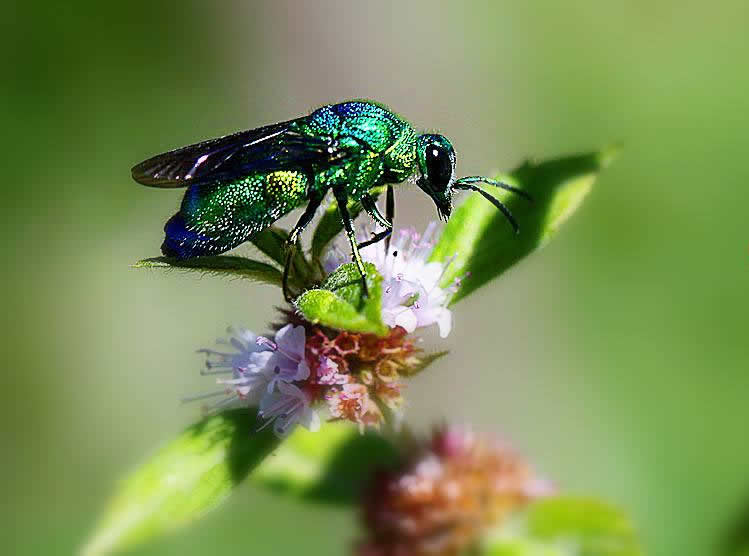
[3,2,748,555]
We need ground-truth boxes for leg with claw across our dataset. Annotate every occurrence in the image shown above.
[384,184,394,252]
[358,184,395,250]
[333,183,369,298]
[282,190,324,302]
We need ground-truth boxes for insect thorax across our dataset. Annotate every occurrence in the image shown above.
[303,101,420,196]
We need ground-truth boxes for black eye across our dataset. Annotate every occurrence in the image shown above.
[425,144,453,190]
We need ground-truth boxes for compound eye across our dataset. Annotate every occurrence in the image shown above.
[426,144,453,190]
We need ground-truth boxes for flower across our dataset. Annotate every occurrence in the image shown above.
[316,356,349,385]
[358,426,553,556]
[258,381,320,437]
[256,324,311,392]
[197,327,273,406]
[326,383,366,421]
[199,326,267,372]
[194,308,445,434]
[325,223,456,338]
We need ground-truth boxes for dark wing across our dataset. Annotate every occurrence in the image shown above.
[131,118,353,188]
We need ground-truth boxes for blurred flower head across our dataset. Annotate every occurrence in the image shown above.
[358,426,553,556]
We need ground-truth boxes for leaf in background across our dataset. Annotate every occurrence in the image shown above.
[295,262,388,336]
[721,495,749,556]
[82,409,279,556]
[134,256,282,286]
[431,149,617,304]
[481,496,642,556]
[251,421,399,504]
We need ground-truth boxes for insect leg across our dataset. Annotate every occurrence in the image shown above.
[358,191,393,249]
[333,183,370,298]
[385,184,394,252]
[282,190,325,302]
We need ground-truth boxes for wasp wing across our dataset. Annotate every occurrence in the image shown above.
[131,118,352,187]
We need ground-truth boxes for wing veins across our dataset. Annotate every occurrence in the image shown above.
[131,118,357,188]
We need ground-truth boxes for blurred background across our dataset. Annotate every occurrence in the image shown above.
[3,1,748,554]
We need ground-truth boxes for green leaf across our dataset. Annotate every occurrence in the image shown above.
[431,148,617,304]
[295,262,388,336]
[83,409,280,556]
[481,496,642,556]
[721,498,749,556]
[250,226,315,288]
[402,350,449,377]
[251,421,399,504]
[249,226,289,267]
[134,256,283,286]
[310,186,385,263]
[311,199,363,262]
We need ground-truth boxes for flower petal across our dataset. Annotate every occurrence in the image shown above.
[435,308,452,338]
[295,359,311,381]
[389,307,418,333]
[302,408,321,432]
[275,324,306,360]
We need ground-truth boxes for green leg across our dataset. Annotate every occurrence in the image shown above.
[333,183,369,298]
[282,190,325,302]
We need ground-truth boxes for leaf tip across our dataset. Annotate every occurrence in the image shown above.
[598,144,622,169]
[131,257,168,269]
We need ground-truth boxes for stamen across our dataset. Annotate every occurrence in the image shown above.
[197,348,232,358]
[429,253,458,295]
[181,389,228,404]
[257,335,302,363]
[256,417,274,431]
[204,394,238,413]
[230,337,246,351]
[200,368,233,375]
[255,336,277,350]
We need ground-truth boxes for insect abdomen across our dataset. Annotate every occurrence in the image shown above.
[162,170,309,258]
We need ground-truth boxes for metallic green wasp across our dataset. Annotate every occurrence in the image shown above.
[132,100,528,300]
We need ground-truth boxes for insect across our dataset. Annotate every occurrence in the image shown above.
[132,100,529,300]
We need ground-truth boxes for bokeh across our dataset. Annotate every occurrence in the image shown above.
[3,2,748,555]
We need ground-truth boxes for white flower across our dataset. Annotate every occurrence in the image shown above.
[256,324,311,392]
[199,326,266,371]
[196,324,317,436]
[198,327,273,406]
[258,381,320,437]
[326,223,455,338]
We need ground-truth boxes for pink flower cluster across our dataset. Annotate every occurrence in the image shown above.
[359,426,554,556]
